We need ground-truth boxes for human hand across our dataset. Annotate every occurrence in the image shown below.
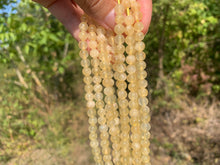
[46,0,152,41]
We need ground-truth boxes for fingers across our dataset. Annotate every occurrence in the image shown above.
[74,0,117,29]
[48,0,83,40]
[47,0,152,40]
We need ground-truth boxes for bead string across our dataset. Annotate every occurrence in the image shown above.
[78,0,151,164]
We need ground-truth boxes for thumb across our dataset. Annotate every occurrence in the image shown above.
[74,0,116,29]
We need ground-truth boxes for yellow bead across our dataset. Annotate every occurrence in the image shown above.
[85,92,94,101]
[89,117,97,125]
[137,71,147,79]
[81,59,90,67]
[134,11,143,21]
[141,123,151,132]
[114,24,125,34]
[87,100,95,108]
[116,63,126,73]
[136,61,146,70]
[125,25,134,35]
[115,4,125,15]
[79,50,89,59]
[78,31,87,41]
[88,24,96,32]
[115,34,125,45]
[79,22,88,31]
[114,54,125,63]
[117,90,127,99]
[118,99,128,108]
[122,0,131,8]
[134,22,144,32]
[88,40,97,49]
[127,65,136,74]
[78,41,87,50]
[135,41,145,51]
[95,93,103,100]
[128,92,138,100]
[129,100,139,108]
[127,74,137,83]
[84,84,93,92]
[104,87,114,95]
[82,67,91,76]
[138,88,148,97]
[135,31,145,41]
[130,109,139,117]
[88,31,96,40]
[103,78,114,87]
[94,84,103,92]
[97,26,106,35]
[90,49,99,58]
[125,15,135,25]
[96,100,105,108]
[115,15,124,24]
[126,45,136,55]
[125,35,135,45]
[128,83,138,91]
[115,45,125,54]
[136,52,146,61]
[138,97,148,106]
[126,55,136,64]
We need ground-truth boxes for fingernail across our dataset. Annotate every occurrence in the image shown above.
[103,9,115,30]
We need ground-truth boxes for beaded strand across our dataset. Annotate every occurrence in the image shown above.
[78,0,151,164]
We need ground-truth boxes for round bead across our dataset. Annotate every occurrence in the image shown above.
[134,22,144,32]
[114,24,125,34]
[88,40,97,49]
[115,4,125,15]
[78,31,87,41]
[79,22,88,31]
[88,24,96,32]
[135,41,145,51]
[135,31,145,41]
[88,31,96,40]
[125,35,135,45]
[94,84,103,92]
[115,15,124,24]
[127,65,136,74]
[115,34,125,45]
[136,52,146,61]
[125,25,134,35]
[126,55,136,64]
[138,97,149,106]
[79,50,89,59]
[78,41,87,50]
[138,88,148,97]
[117,90,127,99]
[138,79,148,88]
[85,92,94,101]
[125,15,135,25]
[81,59,90,67]
[126,45,136,55]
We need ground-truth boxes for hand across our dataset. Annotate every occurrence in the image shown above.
[47,0,152,40]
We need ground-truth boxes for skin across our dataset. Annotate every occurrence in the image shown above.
[47,0,152,41]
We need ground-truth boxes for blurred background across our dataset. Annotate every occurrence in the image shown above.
[0,0,219,164]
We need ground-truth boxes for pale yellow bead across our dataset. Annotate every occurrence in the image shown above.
[136,61,146,70]
[125,25,134,35]
[128,92,138,100]
[135,41,145,51]
[134,22,144,32]
[115,15,124,24]
[88,31,96,40]
[78,41,87,50]
[104,87,114,95]
[129,100,139,108]
[118,99,128,108]
[98,117,106,125]
[88,24,96,32]
[115,45,125,54]
[84,84,93,92]
[88,40,97,49]
[94,84,103,92]
[137,70,147,79]
[93,76,101,84]
[134,11,143,21]
[79,50,89,59]
[97,26,106,35]
[79,22,88,31]
[90,49,99,58]
[115,34,125,45]
[114,24,125,34]
[78,31,87,41]
[81,59,90,67]
[131,134,141,142]
[138,97,149,106]
[82,67,91,76]
[141,123,151,132]
[114,54,125,63]
[87,100,96,108]
[89,117,98,125]
[116,63,126,73]
[126,55,136,64]
[135,31,145,41]
[80,15,88,22]
[125,15,135,25]
[87,109,96,117]
[95,93,103,101]
[85,92,94,101]
[119,108,129,116]
[130,109,139,117]
[97,33,107,42]
[103,78,114,87]
[128,83,138,91]
[89,132,97,140]
[127,65,136,74]
[138,88,148,97]
[141,114,151,123]
[136,52,146,61]
[115,4,125,15]
[117,90,127,99]
[127,74,137,83]
[126,45,136,55]
[125,35,135,45]
[122,0,131,8]
[96,100,105,108]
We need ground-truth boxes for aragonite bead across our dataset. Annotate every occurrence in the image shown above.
[126,55,136,64]
[79,22,88,31]
[135,41,145,51]
[125,15,135,26]
[125,35,135,45]
[114,24,125,34]
[115,34,125,45]
[125,25,135,35]
[78,41,87,50]
[78,31,87,41]
[134,22,144,32]
[115,4,125,15]
[136,52,146,61]
[135,31,145,41]
[115,15,124,24]
[88,31,96,40]
[88,24,96,32]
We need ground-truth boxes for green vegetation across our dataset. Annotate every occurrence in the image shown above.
[0,0,219,164]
